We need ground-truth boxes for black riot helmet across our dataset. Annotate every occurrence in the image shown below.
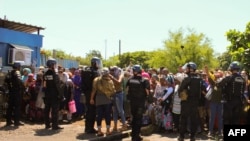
[12,62,21,69]
[182,62,197,73]
[132,64,142,74]
[228,61,241,72]
[91,57,102,70]
[187,62,197,70]
[46,58,57,69]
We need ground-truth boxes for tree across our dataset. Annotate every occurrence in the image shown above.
[146,50,168,68]
[148,28,218,73]
[226,22,250,70]
[40,49,52,57]
[82,50,103,66]
[118,51,151,69]
[85,50,102,59]
[217,51,232,70]
[55,49,66,59]
[102,56,120,68]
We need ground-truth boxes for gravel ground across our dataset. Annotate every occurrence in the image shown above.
[0,118,121,141]
[0,118,221,141]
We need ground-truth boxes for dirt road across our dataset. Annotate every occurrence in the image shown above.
[0,119,121,141]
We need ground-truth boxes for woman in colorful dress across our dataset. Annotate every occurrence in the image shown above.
[152,76,168,131]
[72,69,84,119]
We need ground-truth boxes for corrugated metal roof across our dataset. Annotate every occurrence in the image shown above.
[0,18,45,34]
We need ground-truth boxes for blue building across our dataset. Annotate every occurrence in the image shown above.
[0,18,44,67]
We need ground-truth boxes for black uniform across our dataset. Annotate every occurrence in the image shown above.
[126,75,150,141]
[178,73,206,140]
[81,67,100,133]
[219,72,245,125]
[5,69,24,126]
[43,69,62,129]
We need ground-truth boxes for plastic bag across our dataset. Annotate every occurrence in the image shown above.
[162,110,173,130]
[68,100,76,113]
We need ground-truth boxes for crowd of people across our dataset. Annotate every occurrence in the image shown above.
[2,57,250,141]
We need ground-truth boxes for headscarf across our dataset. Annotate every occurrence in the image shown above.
[72,70,81,88]
[141,72,150,80]
[61,72,69,83]
[151,74,159,81]
[22,68,32,82]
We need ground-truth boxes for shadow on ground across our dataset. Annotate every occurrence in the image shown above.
[34,128,63,136]
[76,130,131,141]
[0,125,19,131]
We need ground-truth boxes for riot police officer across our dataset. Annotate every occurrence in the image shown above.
[81,57,102,133]
[178,62,206,141]
[219,61,245,125]
[126,65,150,141]
[5,62,25,127]
[43,58,63,130]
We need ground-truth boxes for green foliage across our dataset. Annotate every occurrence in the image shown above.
[81,50,103,66]
[40,49,52,57]
[103,56,120,67]
[85,50,102,59]
[117,51,151,69]
[217,52,232,70]
[43,26,246,72]
[225,21,250,71]
[55,49,66,59]
[147,28,218,73]
[146,50,166,68]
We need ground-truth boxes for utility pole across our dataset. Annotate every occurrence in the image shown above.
[105,39,107,60]
[119,40,121,60]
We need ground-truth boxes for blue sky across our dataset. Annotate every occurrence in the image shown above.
[1,0,250,59]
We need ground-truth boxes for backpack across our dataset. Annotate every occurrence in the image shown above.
[95,76,116,97]
[162,110,173,130]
